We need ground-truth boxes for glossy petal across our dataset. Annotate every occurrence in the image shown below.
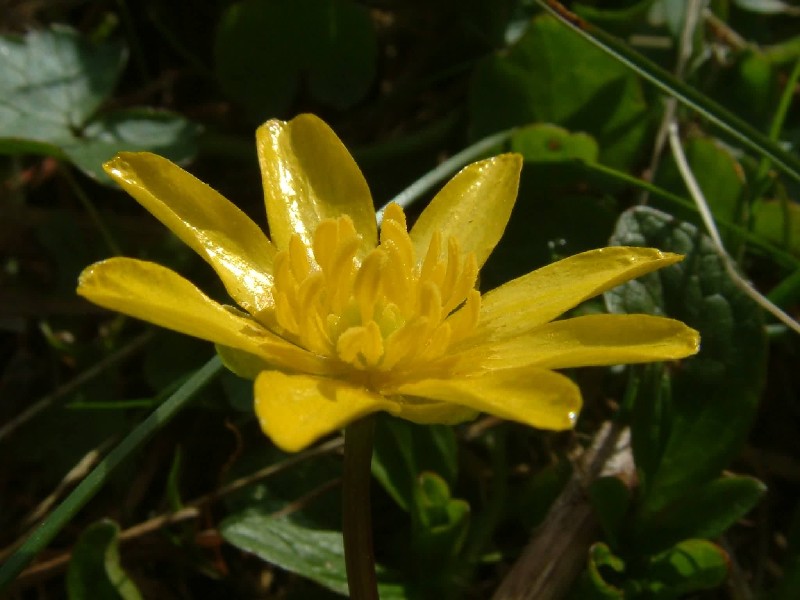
[256,114,377,253]
[463,247,683,346]
[104,153,276,314]
[391,367,581,431]
[409,154,522,268]
[255,371,395,452]
[77,258,331,375]
[388,396,479,425]
[458,314,700,371]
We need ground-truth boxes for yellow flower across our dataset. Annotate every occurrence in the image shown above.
[77,114,699,452]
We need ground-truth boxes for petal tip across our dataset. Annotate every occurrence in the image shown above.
[476,152,524,176]
[75,260,109,295]
[565,409,579,428]
[255,118,286,143]
[659,251,685,265]
[102,151,159,185]
[102,154,128,180]
[686,326,702,355]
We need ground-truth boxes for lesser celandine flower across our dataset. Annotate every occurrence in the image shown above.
[77,114,699,452]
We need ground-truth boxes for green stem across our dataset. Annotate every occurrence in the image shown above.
[0,356,223,592]
[342,416,379,600]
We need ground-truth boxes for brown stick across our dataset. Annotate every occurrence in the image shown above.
[492,422,635,600]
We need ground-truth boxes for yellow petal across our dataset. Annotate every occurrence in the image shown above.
[254,371,395,452]
[77,258,331,375]
[466,247,684,345]
[104,153,276,315]
[409,154,522,268]
[256,114,377,253]
[389,397,479,425]
[460,314,700,371]
[391,367,581,431]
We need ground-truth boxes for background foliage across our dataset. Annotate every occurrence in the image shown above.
[1,0,799,598]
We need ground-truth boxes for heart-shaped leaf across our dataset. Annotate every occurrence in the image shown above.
[607,206,767,516]
[0,27,200,182]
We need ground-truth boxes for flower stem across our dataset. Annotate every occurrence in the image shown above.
[342,416,379,600]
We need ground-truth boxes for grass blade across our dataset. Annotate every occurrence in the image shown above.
[0,356,223,591]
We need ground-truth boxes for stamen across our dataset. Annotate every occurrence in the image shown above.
[419,230,444,288]
[353,249,386,324]
[273,251,296,290]
[443,252,478,315]
[446,289,481,344]
[361,320,384,366]
[272,252,301,334]
[336,321,385,369]
[264,207,485,379]
[303,309,334,355]
[288,234,313,279]
[420,322,452,362]
[380,215,413,270]
[297,272,324,320]
[380,318,432,371]
[440,237,461,306]
[381,241,413,314]
[311,219,340,273]
[381,202,407,233]
[275,290,299,333]
[375,303,405,338]
[325,234,360,314]
[418,281,442,324]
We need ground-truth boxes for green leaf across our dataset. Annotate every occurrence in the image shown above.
[214,0,377,120]
[66,520,142,600]
[649,0,693,38]
[588,476,631,548]
[607,206,767,515]
[410,472,470,570]
[0,27,125,146]
[0,27,200,182]
[764,34,800,65]
[470,14,651,167]
[735,50,777,121]
[626,364,672,496]
[62,109,200,182]
[573,0,658,36]
[643,539,729,597]
[631,476,766,554]
[534,0,800,183]
[510,459,572,530]
[510,124,598,163]
[220,509,409,598]
[215,343,271,381]
[582,542,626,599]
[302,0,378,108]
[371,415,457,512]
[753,199,800,256]
[654,135,745,226]
[220,370,255,413]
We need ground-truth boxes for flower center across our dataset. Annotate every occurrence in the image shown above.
[262,203,480,382]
